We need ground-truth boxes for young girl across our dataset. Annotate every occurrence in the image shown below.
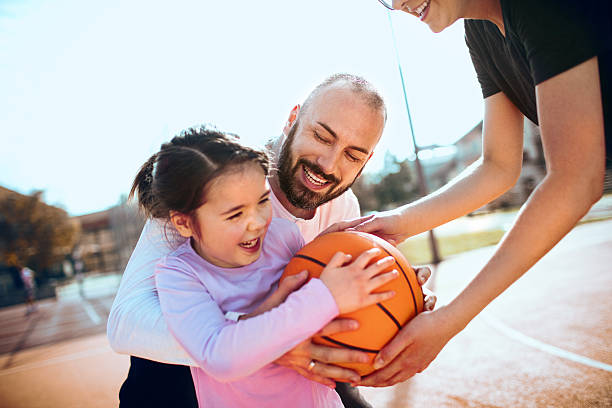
[130,126,399,408]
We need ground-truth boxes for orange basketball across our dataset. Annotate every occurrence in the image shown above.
[280,231,424,376]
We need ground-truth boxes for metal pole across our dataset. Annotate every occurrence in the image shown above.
[386,12,441,264]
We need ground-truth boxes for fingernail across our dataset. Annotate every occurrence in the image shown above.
[373,356,384,369]
[350,321,359,330]
[350,376,360,383]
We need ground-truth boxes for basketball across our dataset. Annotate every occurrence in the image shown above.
[280,230,424,376]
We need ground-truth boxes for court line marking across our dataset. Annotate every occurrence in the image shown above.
[82,300,102,325]
[481,312,612,372]
[0,347,111,376]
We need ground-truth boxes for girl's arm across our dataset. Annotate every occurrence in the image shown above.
[155,257,339,383]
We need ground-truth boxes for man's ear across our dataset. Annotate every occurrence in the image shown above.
[282,104,301,136]
[170,211,194,238]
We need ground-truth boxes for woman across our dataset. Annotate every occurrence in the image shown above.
[348,0,610,386]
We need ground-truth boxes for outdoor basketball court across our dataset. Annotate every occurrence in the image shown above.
[0,219,610,407]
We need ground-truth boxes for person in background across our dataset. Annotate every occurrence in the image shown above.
[20,265,37,315]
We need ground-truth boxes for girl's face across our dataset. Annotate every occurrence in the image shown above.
[178,163,273,268]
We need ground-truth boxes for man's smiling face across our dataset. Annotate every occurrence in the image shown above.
[277,84,385,211]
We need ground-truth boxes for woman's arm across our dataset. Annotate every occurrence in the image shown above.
[353,90,525,244]
[359,57,606,387]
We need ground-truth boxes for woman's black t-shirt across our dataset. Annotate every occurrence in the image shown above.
[464,0,611,159]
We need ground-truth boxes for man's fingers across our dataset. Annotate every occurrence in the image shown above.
[309,343,370,366]
[414,266,432,286]
[293,367,336,388]
[305,360,361,384]
[424,293,437,311]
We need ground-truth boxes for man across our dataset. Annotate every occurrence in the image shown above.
[108,73,435,408]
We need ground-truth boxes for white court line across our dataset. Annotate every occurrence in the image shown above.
[481,312,612,373]
[82,300,102,325]
[0,347,110,376]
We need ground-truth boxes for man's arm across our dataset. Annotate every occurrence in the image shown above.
[107,219,195,365]
[360,57,605,386]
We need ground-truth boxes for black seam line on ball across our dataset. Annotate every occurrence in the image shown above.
[379,247,418,314]
[321,336,379,354]
[376,303,401,330]
[294,254,327,268]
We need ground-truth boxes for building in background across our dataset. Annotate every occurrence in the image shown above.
[72,199,145,275]
[422,119,547,211]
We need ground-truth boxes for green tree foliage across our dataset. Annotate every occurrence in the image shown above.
[0,188,79,279]
[352,154,419,213]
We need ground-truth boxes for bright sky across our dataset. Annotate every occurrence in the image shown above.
[0,0,483,216]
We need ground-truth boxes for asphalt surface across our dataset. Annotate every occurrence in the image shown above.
[0,218,610,408]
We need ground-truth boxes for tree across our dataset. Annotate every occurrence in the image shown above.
[352,154,419,213]
[0,188,79,280]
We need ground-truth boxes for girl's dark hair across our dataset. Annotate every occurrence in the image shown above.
[130,126,270,226]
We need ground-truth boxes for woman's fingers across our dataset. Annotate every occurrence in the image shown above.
[318,214,375,236]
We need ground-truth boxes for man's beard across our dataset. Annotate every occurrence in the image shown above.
[276,122,353,210]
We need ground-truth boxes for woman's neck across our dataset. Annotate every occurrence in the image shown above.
[464,0,504,36]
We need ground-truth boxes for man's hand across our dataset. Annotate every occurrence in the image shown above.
[275,318,368,387]
[357,305,456,387]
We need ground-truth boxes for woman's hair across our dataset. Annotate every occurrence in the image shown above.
[130,126,270,224]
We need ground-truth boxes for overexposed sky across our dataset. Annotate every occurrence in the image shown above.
[0,0,483,215]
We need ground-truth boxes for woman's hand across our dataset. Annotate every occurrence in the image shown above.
[357,305,458,387]
[319,211,412,247]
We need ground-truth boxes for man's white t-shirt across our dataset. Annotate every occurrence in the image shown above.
[107,188,360,365]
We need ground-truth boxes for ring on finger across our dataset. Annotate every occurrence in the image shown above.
[307,360,316,371]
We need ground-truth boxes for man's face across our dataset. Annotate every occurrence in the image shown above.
[277,86,385,210]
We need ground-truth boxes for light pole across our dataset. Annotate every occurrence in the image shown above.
[385,12,441,264]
